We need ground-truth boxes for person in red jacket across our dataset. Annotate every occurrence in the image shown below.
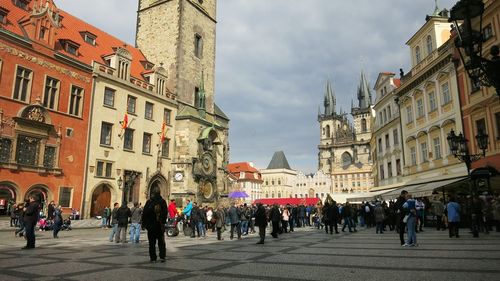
[168,199,177,220]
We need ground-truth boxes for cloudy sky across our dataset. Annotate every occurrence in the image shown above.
[56,0,457,173]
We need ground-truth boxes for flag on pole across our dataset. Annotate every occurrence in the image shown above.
[160,122,167,143]
[120,114,128,129]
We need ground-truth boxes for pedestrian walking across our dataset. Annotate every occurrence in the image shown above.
[374,202,385,234]
[403,194,417,247]
[446,196,461,238]
[101,206,110,228]
[22,195,40,249]
[53,205,63,238]
[115,203,131,243]
[214,206,225,240]
[270,203,281,238]
[228,202,241,240]
[129,202,143,243]
[254,203,267,244]
[141,191,168,263]
[108,202,119,242]
[395,190,408,245]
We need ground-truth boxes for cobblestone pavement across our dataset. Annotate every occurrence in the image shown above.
[0,226,499,281]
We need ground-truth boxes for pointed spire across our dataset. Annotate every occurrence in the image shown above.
[329,80,336,114]
[357,69,372,109]
[323,80,334,116]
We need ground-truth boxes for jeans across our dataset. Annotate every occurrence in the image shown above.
[406,216,417,245]
[376,222,384,233]
[109,224,118,242]
[101,217,108,228]
[241,220,249,234]
[342,218,352,232]
[129,223,141,243]
[116,225,128,243]
[196,222,205,237]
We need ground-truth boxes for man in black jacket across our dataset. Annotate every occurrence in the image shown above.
[115,204,131,243]
[270,204,281,238]
[22,195,40,249]
[394,190,408,245]
[142,192,168,262]
[254,203,267,244]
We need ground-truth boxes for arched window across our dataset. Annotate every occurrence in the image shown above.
[361,118,367,132]
[325,125,330,138]
[341,152,352,167]
[426,35,433,55]
[415,46,421,63]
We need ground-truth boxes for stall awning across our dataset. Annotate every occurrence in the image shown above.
[253,198,321,206]
[346,188,400,203]
[380,176,468,200]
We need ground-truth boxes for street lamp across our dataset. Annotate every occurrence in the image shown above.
[447,129,488,237]
[449,0,500,97]
[116,171,139,206]
[447,129,488,173]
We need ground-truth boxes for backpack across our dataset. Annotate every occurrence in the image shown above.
[154,203,161,222]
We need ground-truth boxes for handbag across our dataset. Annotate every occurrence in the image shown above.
[403,214,410,223]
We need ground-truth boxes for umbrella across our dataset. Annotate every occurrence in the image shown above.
[228,191,249,198]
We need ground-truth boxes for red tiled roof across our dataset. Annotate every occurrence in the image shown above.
[2,1,151,82]
[227,162,260,173]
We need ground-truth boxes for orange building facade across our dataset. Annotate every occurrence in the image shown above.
[0,0,92,212]
[455,0,500,189]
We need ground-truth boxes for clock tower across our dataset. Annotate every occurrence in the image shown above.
[136,0,229,204]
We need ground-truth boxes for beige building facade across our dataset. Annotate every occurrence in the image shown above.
[260,151,298,199]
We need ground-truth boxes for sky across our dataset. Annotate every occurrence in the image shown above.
[56,0,458,173]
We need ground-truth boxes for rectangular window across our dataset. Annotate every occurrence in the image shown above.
[421,142,428,162]
[15,135,40,166]
[127,95,136,114]
[378,138,382,153]
[142,133,152,154]
[428,91,437,112]
[59,187,72,208]
[100,122,112,146]
[410,147,416,165]
[396,159,402,175]
[43,77,59,110]
[433,137,441,159]
[385,134,390,148]
[406,106,414,123]
[471,77,481,93]
[43,146,56,168]
[379,165,385,180]
[387,105,392,119]
[14,0,28,9]
[123,128,134,151]
[388,162,393,178]
[476,118,486,135]
[442,82,451,104]
[483,24,494,41]
[65,43,78,56]
[495,112,500,139]
[13,66,32,102]
[194,34,203,58]
[69,86,83,116]
[379,112,383,125]
[103,87,115,107]
[84,34,96,45]
[161,139,170,158]
[416,99,424,118]
[39,26,47,40]
[163,109,171,125]
[393,129,399,145]
[145,102,154,120]
[0,138,12,162]
[96,160,113,178]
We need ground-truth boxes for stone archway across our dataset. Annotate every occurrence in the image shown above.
[0,182,18,215]
[26,184,51,211]
[147,173,168,199]
[90,183,112,218]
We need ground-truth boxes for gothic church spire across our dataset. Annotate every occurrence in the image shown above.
[357,69,372,109]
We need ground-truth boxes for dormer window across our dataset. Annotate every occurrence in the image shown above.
[83,32,96,46]
[14,0,28,10]
[39,26,47,40]
[156,77,166,95]
[0,8,8,24]
[117,60,130,80]
[60,39,80,56]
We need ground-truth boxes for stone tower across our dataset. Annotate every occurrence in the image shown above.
[136,0,230,205]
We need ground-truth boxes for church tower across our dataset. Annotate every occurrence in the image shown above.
[136,0,229,205]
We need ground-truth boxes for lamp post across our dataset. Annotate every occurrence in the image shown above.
[447,129,488,237]
[117,171,139,206]
[449,0,500,97]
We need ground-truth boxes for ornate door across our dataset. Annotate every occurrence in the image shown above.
[91,184,111,217]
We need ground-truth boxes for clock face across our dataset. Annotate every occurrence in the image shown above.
[200,181,214,199]
[174,172,183,181]
[201,153,215,175]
